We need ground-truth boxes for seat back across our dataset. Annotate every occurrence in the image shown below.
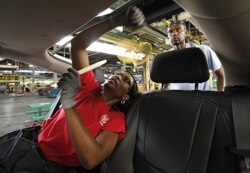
[134,91,237,173]
[100,48,239,173]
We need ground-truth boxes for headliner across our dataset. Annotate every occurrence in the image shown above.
[0,0,250,85]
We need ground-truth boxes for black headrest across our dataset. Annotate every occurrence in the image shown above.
[150,48,209,83]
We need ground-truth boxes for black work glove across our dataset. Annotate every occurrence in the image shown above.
[109,6,146,31]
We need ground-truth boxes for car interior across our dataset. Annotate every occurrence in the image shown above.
[100,47,248,173]
[0,0,250,172]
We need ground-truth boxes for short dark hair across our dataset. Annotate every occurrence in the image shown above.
[169,20,186,28]
[113,72,139,113]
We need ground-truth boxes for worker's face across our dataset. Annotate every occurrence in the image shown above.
[167,24,187,46]
[103,71,134,101]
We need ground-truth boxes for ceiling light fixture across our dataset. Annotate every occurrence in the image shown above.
[97,8,113,16]
[87,42,145,60]
[55,38,144,60]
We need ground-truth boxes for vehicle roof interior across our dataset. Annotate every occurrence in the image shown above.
[0,0,249,85]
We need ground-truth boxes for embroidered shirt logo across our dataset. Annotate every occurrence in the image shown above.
[100,114,109,126]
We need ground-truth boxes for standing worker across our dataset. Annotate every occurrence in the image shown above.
[166,20,225,91]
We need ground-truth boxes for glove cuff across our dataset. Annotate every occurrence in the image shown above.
[61,99,76,110]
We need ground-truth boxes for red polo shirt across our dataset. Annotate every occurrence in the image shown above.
[37,71,125,166]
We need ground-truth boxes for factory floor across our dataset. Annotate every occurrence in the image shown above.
[0,93,55,136]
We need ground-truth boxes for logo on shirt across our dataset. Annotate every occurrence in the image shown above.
[100,114,109,126]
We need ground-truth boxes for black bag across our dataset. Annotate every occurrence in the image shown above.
[0,126,97,173]
[0,126,41,171]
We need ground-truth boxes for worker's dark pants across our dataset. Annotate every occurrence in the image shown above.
[0,126,91,173]
[12,146,80,173]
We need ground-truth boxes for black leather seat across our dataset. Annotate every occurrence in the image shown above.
[100,48,240,173]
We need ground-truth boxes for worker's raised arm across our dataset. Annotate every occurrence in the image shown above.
[58,6,145,169]
[71,6,145,70]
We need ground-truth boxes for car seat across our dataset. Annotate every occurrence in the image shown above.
[100,48,240,173]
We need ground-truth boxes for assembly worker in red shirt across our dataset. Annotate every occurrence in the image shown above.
[5,6,145,173]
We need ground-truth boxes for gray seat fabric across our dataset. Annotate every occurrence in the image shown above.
[100,48,240,173]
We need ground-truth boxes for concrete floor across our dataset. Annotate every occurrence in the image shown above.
[0,93,55,136]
